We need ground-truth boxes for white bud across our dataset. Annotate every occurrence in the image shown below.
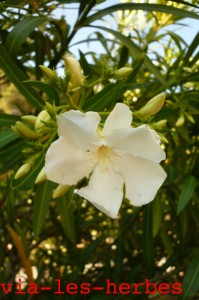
[64,54,84,87]
[35,167,46,184]
[35,110,51,133]
[15,162,32,179]
[52,185,70,199]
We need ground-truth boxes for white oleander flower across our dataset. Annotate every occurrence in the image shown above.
[45,103,166,218]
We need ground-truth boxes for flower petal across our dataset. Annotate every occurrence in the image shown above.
[105,124,165,162]
[115,153,166,206]
[57,110,101,150]
[77,165,124,218]
[45,136,95,185]
[102,103,132,136]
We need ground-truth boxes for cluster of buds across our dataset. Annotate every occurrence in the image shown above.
[35,103,57,134]
[39,65,69,94]
[39,54,84,106]
[40,54,84,93]
[12,103,57,181]
[12,103,57,140]
[13,54,86,186]
[12,120,40,139]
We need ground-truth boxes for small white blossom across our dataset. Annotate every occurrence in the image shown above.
[45,103,166,218]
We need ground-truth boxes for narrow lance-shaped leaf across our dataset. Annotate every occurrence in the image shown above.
[0,0,24,8]
[0,139,25,159]
[83,81,124,111]
[143,203,155,277]
[184,31,199,65]
[0,139,24,174]
[0,129,18,149]
[88,25,168,87]
[24,80,60,105]
[0,114,20,127]
[5,16,47,58]
[152,198,163,237]
[169,0,199,9]
[0,44,45,110]
[177,176,197,215]
[82,3,199,26]
[7,226,34,282]
[6,191,15,227]
[33,180,56,240]
[56,188,76,244]
[179,250,199,300]
[160,229,174,256]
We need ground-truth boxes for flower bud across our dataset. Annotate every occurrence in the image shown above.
[153,119,167,130]
[11,125,20,136]
[135,93,165,119]
[183,67,192,73]
[13,121,41,139]
[114,67,133,79]
[186,114,195,124]
[35,167,46,184]
[184,82,194,89]
[52,184,70,199]
[35,110,51,133]
[45,102,57,120]
[15,162,32,179]
[21,115,37,126]
[175,115,185,127]
[64,54,84,87]
[39,65,57,81]
[160,135,169,144]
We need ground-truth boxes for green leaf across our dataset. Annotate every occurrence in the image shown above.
[0,138,24,174]
[0,155,22,175]
[56,188,76,244]
[6,190,15,227]
[169,0,199,9]
[83,81,124,111]
[0,44,45,110]
[82,3,199,25]
[184,31,199,65]
[166,30,187,51]
[152,198,163,237]
[5,16,47,58]
[24,80,60,105]
[160,229,174,256]
[11,157,44,191]
[34,31,46,79]
[88,25,168,87]
[79,50,91,76]
[177,176,197,214]
[0,0,23,7]
[179,250,199,300]
[0,129,18,149]
[0,114,20,127]
[118,45,129,68]
[33,181,56,240]
[0,139,25,164]
[143,203,155,277]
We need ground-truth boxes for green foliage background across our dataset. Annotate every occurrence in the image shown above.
[0,0,198,299]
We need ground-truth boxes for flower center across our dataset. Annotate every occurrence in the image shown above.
[96,145,111,170]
